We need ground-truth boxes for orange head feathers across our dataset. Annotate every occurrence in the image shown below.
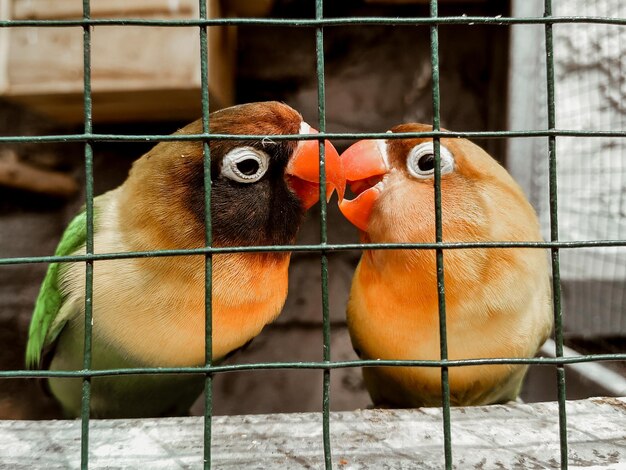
[339,123,541,247]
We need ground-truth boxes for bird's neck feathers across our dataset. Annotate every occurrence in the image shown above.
[359,224,546,336]
[117,141,206,252]
[360,246,483,316]
[361,197,489,307]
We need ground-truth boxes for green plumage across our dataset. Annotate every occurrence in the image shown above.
[26,209,92,368]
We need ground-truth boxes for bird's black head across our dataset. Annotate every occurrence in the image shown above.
[129,102,343,250]
[187,102,304,247]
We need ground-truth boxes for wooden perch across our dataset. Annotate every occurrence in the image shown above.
[0,397,624,468]
[0,150,79,198]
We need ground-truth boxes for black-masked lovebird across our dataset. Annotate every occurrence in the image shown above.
[26,102,345,418]
[338,124,552,407]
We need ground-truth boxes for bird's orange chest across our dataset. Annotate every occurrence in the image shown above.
[347,256,443,362]
[84,252,290,367]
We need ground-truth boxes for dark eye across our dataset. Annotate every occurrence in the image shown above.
[417,154,435,172]
[236,158,260,176]
[406,142,455,179]
[221,147,269,183]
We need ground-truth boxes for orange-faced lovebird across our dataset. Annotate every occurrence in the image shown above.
[338,124,552,407]
[26,102,345,418]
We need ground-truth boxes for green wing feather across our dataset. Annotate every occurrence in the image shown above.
[25,208,92,368]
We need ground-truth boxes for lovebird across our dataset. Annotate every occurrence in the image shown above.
[338,124,553,407]
[26,102,345,418]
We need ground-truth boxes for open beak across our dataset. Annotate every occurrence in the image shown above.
[338,139,389,232]
[286,123,345,210]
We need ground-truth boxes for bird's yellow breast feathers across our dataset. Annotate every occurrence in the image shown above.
[60,188,290,367]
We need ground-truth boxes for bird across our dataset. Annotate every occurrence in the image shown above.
[338,123,553,408]
[26,101,345,418]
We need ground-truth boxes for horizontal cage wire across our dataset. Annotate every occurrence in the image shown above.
[0,0,624,469]
[1,16,626,27]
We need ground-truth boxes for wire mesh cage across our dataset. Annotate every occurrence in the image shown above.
[509,0,626,338]
[0,0,625,469]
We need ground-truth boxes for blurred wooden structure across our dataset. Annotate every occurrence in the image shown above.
[0,0,244,123]
[0,150,78,197]
[366,0,487,3]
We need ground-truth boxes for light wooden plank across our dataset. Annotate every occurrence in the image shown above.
[2,0,234,123]
[0,0,9,94]
[7,26,202,93]
[13,0,195,20]
[0,397,624,468]
[2,88,227,123]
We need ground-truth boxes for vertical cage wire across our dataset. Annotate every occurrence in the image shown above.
[198,0,214,468]
[429,1,452,468]
[535,0,626,337]
[314,1,333,469]
[544,0,568,467]
[80,0,94,468]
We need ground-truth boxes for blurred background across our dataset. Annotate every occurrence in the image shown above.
[0,0,623,419]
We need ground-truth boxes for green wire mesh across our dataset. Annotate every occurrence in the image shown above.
[80,0,94,466]
[429,1,452,465]
[544,0,568,465]
[198,1,214,467]
[314,1,333,466]
[0,1,625,469]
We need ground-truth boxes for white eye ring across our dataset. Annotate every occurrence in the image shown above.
[406,142,455,179]
[221,147,269,183]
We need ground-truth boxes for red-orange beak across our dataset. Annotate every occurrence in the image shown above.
[338,139,389,232]
[285,124,345,210]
